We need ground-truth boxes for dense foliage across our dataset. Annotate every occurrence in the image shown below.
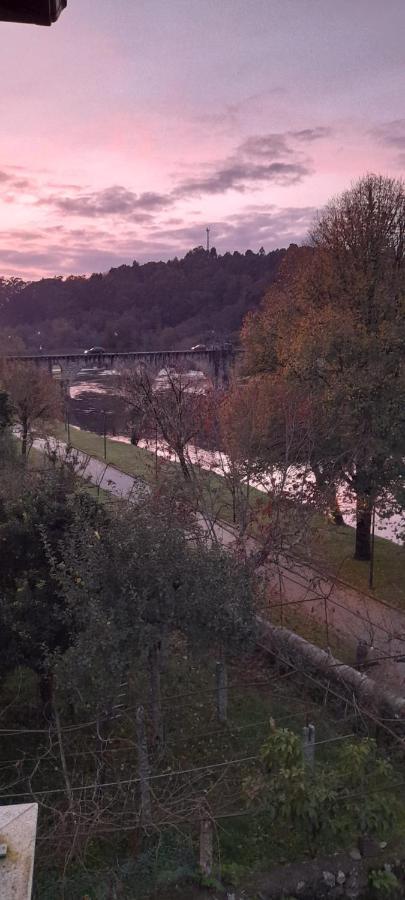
[242,175,405,559]
[0,245,285,352]
[0,458,104,703]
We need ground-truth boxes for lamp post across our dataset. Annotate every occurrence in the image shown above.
[369,504,376,590]
[103,409,107,460]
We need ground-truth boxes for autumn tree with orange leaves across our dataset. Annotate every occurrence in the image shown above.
[242,175,405,561]
[1,362,62,457]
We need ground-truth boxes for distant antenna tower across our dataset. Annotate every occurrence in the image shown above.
[206,227,210,253]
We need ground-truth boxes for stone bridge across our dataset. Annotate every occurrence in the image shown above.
[4,346,243,389]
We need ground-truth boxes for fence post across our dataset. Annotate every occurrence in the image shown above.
[216,660,228,724]
[302,723,316,770]
[199,814,213,877]
[149,643,164,747]
[136,705,152,827]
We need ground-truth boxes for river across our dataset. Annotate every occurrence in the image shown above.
[68,368,404,546]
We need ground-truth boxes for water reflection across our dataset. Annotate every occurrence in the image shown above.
[68,370,404,546]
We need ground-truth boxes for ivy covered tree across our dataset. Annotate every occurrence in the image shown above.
[52,496,256,734]
[0,458,104,708]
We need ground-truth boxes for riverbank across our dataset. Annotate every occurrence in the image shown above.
[49,421,405,610]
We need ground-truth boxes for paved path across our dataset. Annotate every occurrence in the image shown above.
[31,435,405,695]
[32,435,149,501]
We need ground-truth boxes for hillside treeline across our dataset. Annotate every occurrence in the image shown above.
[0,245,287,352]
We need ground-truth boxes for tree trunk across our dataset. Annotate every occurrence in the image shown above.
[313,465,344,526]
[39,671,54,718]
[159,622,169,672]
[149,643,163,746]
[177,447,191,480]
[354,494,372,560]
[331,492,344,526]
[136,705,152,827]
[216,659,228,724]
[21,418,28,457]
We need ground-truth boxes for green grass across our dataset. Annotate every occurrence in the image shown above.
[49,422,404,608]
[269,597,354,662]
[52,422,157,483]
[50,422,246,524]
[24,439,114,505]
[311,518,405,608]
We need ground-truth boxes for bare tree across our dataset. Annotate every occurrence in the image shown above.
[119,364,214,481]
[1,362,62,456]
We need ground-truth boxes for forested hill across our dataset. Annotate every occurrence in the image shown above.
[0,245,288,352]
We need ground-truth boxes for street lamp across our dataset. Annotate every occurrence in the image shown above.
[369,504,376,590]
[103,409,107,460]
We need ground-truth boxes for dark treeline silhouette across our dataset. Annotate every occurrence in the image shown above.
[0,245,287,352]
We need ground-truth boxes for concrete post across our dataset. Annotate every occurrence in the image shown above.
[199,816,213,876]
[302,723,316,770]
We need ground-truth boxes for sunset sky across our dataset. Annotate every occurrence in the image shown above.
[0,0,404,279]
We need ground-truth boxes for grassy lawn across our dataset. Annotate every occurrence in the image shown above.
[311,517,405,608]
[52,422,157,483]
[25,440,114,505]
[50,421,243,523]
[49,421,404,608]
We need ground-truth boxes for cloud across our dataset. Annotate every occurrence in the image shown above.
[173,131,312,199]
[174,160,310,198]
[371,119,405,150]
[238,133,292,158]
[154,205,316,252]
[31,127,315,221]
[194,89,287,133]
[0,168,35,192]
[291,127,332,142]
[0,203,316,279]
[41,185,171,219]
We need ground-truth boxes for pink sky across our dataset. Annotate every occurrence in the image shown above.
[0,0,404,279]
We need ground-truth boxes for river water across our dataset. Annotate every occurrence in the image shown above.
[68,369,404,546]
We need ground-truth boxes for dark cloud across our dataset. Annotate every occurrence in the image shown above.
[34,126,315,219]
[173,130,312,199]
[41,185,171,218]
[238,133,292,158]
[0,170,33,191]
[174,160,310,198]
[291,127,332,142]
